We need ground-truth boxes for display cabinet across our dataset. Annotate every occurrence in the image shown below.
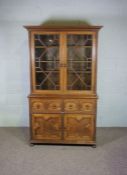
[25,25,102,146]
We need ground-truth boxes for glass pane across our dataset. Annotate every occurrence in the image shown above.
[67,34,92,46]
[67,34,92,90]
[34,34,60,90]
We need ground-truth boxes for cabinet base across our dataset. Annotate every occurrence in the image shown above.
[92,144,96,148]
[29,140,96,147]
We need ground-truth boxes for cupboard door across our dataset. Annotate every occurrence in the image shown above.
[64,114,94,141]
[32,33,62,92]
[66,33,96,92]
[32,114,62,140]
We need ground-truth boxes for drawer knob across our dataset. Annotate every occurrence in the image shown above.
[49,103,60,110]
[32,102,43,111]
[82,103,93,111]
[69,105,73,109]
[52,105,57,109]
[85,105,90,109]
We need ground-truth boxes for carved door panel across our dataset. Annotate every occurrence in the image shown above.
[32,114,62,140]
[64,114,94,141]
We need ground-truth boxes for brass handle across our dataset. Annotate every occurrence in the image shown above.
[69,105,73,108]
[52,106,57,109]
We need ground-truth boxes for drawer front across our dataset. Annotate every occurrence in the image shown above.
[64,99,96,114]
[30,98,62,113]
[32,114,62,140]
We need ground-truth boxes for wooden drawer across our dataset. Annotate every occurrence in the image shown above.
[64,99,96,114]
[30,98,62,113]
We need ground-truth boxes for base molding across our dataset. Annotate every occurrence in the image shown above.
[30,139,96,146]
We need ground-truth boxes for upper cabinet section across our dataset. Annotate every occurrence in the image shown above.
[25,26,102,94]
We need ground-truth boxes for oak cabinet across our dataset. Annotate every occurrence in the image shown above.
[25,25,102,146]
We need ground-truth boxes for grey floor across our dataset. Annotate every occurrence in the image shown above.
[0,128,127,175]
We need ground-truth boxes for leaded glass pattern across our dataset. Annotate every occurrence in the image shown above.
[67,34,92,90]
[34,34,60,90]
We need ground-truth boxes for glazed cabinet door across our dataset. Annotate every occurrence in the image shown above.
[64,114,94,142]
[65,32,96,93]
[31,32,65,93]
[32,114,62,140]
